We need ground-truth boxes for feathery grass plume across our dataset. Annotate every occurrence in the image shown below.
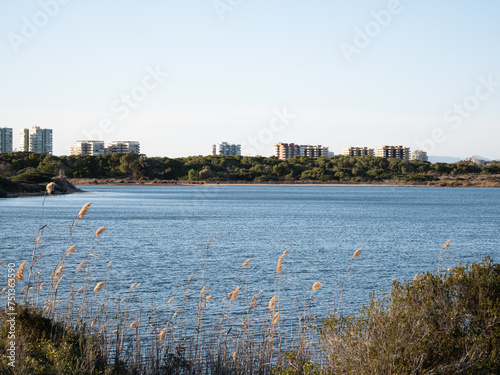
[65,245,77,256]
[0,261,5,266]
[76,286,84,295]
[91,316,99,328]
[272,312,280,325]
[242,258,254,268]
[312,282,324,292]
[94,281,106,293]
[120,297,128,303]
[130,283,137,289]
[15,261,28,281]
[35,236,40,245]
[78,202,92,219]
[158,328,168,341]
[250,291,262,309]
[46,182,55,194]
[201,286,208,295]
[95,227,108,237]
[231,352,237,361]
[167,297,175,304]
[443,239,452,248]
[277,248,290,274]
[205,296,213,302]
[39,282,45,290]
[413,272,420,281]
[107,261,113,267]
[21,286,27,293]
[269,295,277,311]
[130,321,139,329]
[353,249,363,258]
[228,286,241,301]
[76,260,87,272]
[53,266,66,279]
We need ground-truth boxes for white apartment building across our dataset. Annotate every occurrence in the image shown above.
[274,143,329,160]
[70,140,106,156]
[107,141,140,155]
[343,147,375,157]
[0,127,13,153]
[19,126,53,154]
[411,150,429,162]
[376,145,410,161]
[211,142,241,156]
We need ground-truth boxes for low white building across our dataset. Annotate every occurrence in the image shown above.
[71,140,106,156]
[211,142,241,156]
[411,150,429,162]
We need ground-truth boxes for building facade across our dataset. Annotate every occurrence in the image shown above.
[0,128,13,153]
[274,143,329,160]
[70,140,106,156]
[376,145,410,161]
[211,142,241,156]
[343,147,375,157]
[411,150,429,162]
[19,126,53,154]
[107,141,140,155]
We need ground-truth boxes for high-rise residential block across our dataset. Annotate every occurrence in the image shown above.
[274,143,329,160]
[107,141,140,154]
[411,150,429,162]
[19,126,53,154]
[70,140,106,156]
[0,128,13,153]
[343,147,375,157]
[211,142,241,156]
[376,145,410,161]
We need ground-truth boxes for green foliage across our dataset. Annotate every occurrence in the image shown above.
[0,152,499,183]
[318,258,500,374]
[0,305,126,375]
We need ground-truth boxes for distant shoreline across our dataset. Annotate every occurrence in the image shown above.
[68,178,500,188]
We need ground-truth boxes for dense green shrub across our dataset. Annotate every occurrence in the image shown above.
[318,258,500,375]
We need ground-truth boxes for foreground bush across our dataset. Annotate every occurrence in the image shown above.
[318,258,500,375]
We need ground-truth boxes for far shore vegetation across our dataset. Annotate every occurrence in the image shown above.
[1,152,500,196]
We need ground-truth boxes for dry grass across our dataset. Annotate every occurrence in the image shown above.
[1,202,373,375]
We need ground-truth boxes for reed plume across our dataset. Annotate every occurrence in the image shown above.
[353,249,363,258]
[272,312,280,325]
[76,260,87,272]
[53,266,66,280]
[35,236,40,245]
[94,281,106,293]
[66,245,77,256]
[413,272,420,281]
[205,296,213,302]
[46,182,55,195]
[95,227,108,237]
[130,321,140,329]
[277,248,290,274]
[228,286,241,301]
[78,203,92,219]
[269,295,276,311]
[15,261,28,281]
[312,282,324,292]
[158,328,168,341]
[242,259,254,268]
[443,239,452,248]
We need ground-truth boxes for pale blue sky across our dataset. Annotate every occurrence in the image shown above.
[1,0,499,159]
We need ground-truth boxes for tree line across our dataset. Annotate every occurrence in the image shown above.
[0,152,499,183]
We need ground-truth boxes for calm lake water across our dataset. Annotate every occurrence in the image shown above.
[1,185,499,317]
